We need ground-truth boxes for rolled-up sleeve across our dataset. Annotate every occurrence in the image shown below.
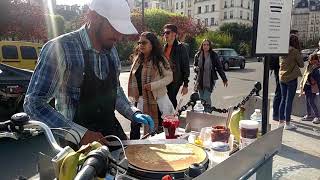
[24,41,87,138]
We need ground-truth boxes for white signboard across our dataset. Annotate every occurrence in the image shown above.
[255,0,293,54]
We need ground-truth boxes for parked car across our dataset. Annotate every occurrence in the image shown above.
[301,48,317,61]
[257,57,264,62]
[0,63,32,117]
[213,48,246,71]
[0,41,42,70]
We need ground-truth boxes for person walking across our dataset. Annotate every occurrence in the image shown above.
[279,35,304,130]
[300,54,320,124]
[128,32,174,139]
[23,0,154,147]
[193,39,228,106]
[163,24,190,108]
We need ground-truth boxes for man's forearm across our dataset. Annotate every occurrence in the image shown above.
[24,96,87,141]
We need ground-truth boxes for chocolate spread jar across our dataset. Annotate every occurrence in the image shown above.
[239,120,259,149]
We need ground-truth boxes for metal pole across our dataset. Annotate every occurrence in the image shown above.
[262,55,270,135]
[142,0,145,30]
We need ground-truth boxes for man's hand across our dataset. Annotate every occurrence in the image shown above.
[223,81,228,87]
[133,113,155,131]
[80,130,107,145]
[181,86,188,95]
[144,84,151,91]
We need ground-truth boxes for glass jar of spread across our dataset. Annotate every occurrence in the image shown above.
[239,120,259,149]
[211,125,230,143]
[162,115,179,139]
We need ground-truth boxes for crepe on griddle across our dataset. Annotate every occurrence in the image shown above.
[125,144,206,172]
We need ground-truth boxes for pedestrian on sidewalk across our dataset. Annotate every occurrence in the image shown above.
[163,24,190,108]
[193,39,228,106]
[300,54,320,124]
[23,0,155,147]
[270,55,281,122]
[128,32,174,139]
[279,35,304,130]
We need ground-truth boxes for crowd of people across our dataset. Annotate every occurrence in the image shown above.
[272,33,320,130]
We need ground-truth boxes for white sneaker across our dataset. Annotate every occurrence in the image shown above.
[278,122,285,127]
[284,124,297,130]
[312,117,320,124]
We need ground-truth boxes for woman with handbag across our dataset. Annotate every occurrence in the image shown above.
[128,32,174,139]
[193,39,228,106]
[279,35,304,130]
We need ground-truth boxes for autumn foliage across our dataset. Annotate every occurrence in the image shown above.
[0,0,48,41]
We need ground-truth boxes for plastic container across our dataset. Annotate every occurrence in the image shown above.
[239,120,259,149]
[193,100,204,113]
[208,142,230,168]
[250,109,262,132]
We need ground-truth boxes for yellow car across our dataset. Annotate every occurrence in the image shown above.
[0,41,42,70]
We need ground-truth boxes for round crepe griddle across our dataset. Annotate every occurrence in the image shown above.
[125,144,207,172]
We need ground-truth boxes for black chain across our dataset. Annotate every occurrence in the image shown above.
[178,82,262,114]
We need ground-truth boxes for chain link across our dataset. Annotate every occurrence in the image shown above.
[178,84,260,115]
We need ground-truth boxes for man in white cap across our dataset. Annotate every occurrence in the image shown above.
[24,0,154,147]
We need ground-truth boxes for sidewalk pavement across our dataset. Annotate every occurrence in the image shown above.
[270,112,320,180]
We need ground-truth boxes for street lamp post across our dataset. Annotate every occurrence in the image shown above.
[142,0,145,30]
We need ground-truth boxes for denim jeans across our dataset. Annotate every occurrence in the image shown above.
[305,86,319,117]
[273,70,282,120]
[199,89,212,105]
[279,79,298,122]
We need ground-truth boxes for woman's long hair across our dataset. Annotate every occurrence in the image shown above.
[289,35,301,50]
[131,32,169,76]
[198,39,213,53]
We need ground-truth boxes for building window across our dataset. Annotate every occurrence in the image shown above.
[311,20,314,24]
[240,10,243,19]
[231,0,234,7]
[188,10,192,17]
[211,18,215,26]
[247,12,250,20]
[211,4,215,12]
[311,27,314,31]
[181,12,183,15]
[224,12,227,19]
[188,0,191,7]
[181,2,183,9]
[241,0,243,7]
[198,6,201,14]
[230,11,233,19]
[176,2,178,10]
[197,19,201,25]
[156,3,160,9]
[248,1,250,9]
[205,18,208,26]
[205,5,209,12]
[224,1,227,8]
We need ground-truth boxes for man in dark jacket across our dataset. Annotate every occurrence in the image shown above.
[163,24,190,108]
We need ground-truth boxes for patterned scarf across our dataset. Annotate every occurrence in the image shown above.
[128,56,159,130]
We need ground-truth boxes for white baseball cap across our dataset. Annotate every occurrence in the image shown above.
[89,0,138,35]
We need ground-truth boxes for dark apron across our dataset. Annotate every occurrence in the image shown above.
[74,50,127,144]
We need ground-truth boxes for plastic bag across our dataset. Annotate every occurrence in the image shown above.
[157,94,175,117]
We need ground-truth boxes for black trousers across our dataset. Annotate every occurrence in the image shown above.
[167,82,181,109]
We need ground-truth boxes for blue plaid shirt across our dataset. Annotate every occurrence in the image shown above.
[24,26,139,140]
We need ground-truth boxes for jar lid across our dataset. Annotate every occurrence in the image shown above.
[239,120,259,129]
[210,142,230,152]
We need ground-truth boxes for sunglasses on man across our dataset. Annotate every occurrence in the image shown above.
[162,31,172,35]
